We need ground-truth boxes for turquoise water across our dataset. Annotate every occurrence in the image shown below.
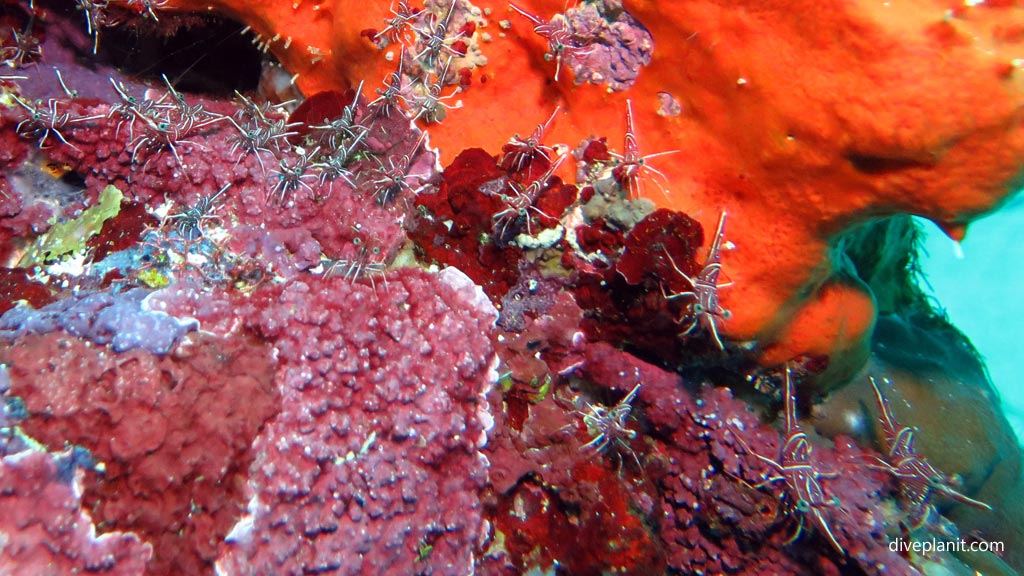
[917,197,1024,443]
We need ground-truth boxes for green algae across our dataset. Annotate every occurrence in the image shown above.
[137,267,170,288]
[18,185,123,267]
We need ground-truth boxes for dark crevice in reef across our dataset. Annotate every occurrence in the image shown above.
[33,0,263,96]
[99,14,263,95]
[845,152,934,175]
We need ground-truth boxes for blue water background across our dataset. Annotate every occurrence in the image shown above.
[916,197,1024,443]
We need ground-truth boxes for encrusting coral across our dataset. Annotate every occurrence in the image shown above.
[0,445,153,574]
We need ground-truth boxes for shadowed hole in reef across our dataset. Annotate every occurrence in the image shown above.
[846,152,934,175]
[91,11,263,96]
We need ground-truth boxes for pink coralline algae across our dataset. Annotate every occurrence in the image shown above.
[0,327,279,575]
[215,269,497,575]
[563,0,654,91]
[0,448,152,575]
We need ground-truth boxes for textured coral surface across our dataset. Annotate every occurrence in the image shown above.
[215,270,497,575]
[0,329,279,574]
[0,448,153,575]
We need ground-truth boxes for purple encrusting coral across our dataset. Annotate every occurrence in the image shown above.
[0,288,196,354]
[565,0,654,91]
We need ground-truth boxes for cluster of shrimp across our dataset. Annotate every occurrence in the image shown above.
[109,75,225,170]
[9,70,104,152]
[73,0,169,53]
[133,184,241,286]
[3,50,428,294]
[369,0,472,125]
[221,79,430,209]
[483,103,576,245]
[728,367,992,559]
[508,3,596,82]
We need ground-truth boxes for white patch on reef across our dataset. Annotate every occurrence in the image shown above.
[152,200,173,220]
[2,448,39,466]
[216,504,256,575]
[475,353,500,448]
[513,225,564,250]
[438,266,498,323]
[45,251,88,277]
[140,289,200,332]
[563,207,611,266]
[223,495,258,546]
[205,226,230,244]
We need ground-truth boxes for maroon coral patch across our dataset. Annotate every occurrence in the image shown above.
[0,330,279,575]
[412,148,522,298]
[287,88,356,142]
[87,201,158,262]
[0,267,55,314]
[616,208,703,291]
